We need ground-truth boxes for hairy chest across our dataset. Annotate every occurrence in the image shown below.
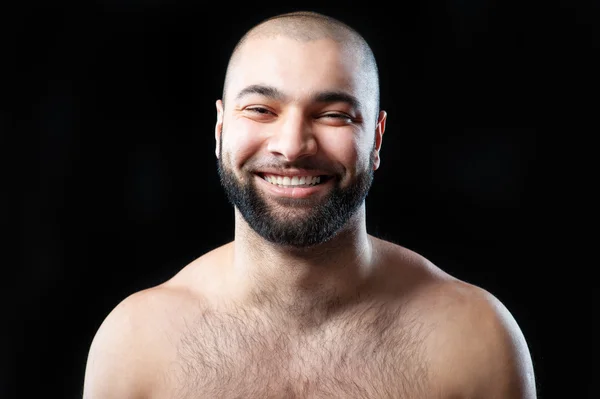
[162,305,435,399]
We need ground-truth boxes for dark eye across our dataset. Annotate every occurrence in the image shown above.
[326,113,349,118]
[322,113,353,123]
[247,107,272,115]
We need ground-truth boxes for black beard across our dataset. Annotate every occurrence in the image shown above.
[217,140,374,248]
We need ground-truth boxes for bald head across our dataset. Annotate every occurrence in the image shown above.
[221,11,380,122]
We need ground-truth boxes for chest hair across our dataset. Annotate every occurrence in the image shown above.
[167,300,433,399]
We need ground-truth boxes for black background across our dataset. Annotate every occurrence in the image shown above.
[3,0,596,398]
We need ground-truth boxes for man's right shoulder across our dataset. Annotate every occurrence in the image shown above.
[82,285,203,398]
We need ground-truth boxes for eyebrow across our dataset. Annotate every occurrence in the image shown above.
[314,91,361,111]
[235,84,361,111]
[235,84,286,102]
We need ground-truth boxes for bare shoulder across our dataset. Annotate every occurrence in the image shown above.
[82,245,229,399]
[421,274,537,398]
[372,237,536,398]
[82,284,195,398]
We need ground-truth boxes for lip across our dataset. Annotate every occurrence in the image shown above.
[255,173,333,199]
[255,168,332,177]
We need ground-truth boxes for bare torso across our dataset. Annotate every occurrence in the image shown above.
[143,239,460,399]
[164,298,431,398]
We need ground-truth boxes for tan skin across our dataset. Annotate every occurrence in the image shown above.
[83,33,536,399]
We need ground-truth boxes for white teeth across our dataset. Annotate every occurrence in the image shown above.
[263,174,324,187]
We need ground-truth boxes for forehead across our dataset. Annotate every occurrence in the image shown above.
[226,36,370,105]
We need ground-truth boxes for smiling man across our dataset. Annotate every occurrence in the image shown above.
[83,11,537,399]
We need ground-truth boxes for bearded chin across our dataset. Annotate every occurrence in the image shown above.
[216,156,374,249]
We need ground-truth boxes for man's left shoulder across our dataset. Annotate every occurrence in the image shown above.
[422,280,537,399]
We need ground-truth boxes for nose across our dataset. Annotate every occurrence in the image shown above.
[266,110,317,162]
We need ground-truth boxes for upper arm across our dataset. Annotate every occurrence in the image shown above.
[82,291,159,399]
[431,284,537,399]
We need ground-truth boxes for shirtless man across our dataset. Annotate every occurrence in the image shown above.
[82,11,537,399]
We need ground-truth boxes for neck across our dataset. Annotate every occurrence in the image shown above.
[229,206,377,327]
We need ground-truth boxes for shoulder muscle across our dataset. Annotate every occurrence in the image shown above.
[429,283,537,398]
[82,289,165,399]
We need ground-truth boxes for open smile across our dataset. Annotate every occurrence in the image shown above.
[254,172,334,199]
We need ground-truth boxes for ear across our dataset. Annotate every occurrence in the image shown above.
[372,110,387,170]
[215,99,224,159]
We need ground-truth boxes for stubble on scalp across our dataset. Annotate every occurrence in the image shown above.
[221,11,380,119]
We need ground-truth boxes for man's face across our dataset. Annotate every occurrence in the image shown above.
[216,36,384,248]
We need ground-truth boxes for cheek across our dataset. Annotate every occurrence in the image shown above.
[222,118,265,167]
[318,134,366,171]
